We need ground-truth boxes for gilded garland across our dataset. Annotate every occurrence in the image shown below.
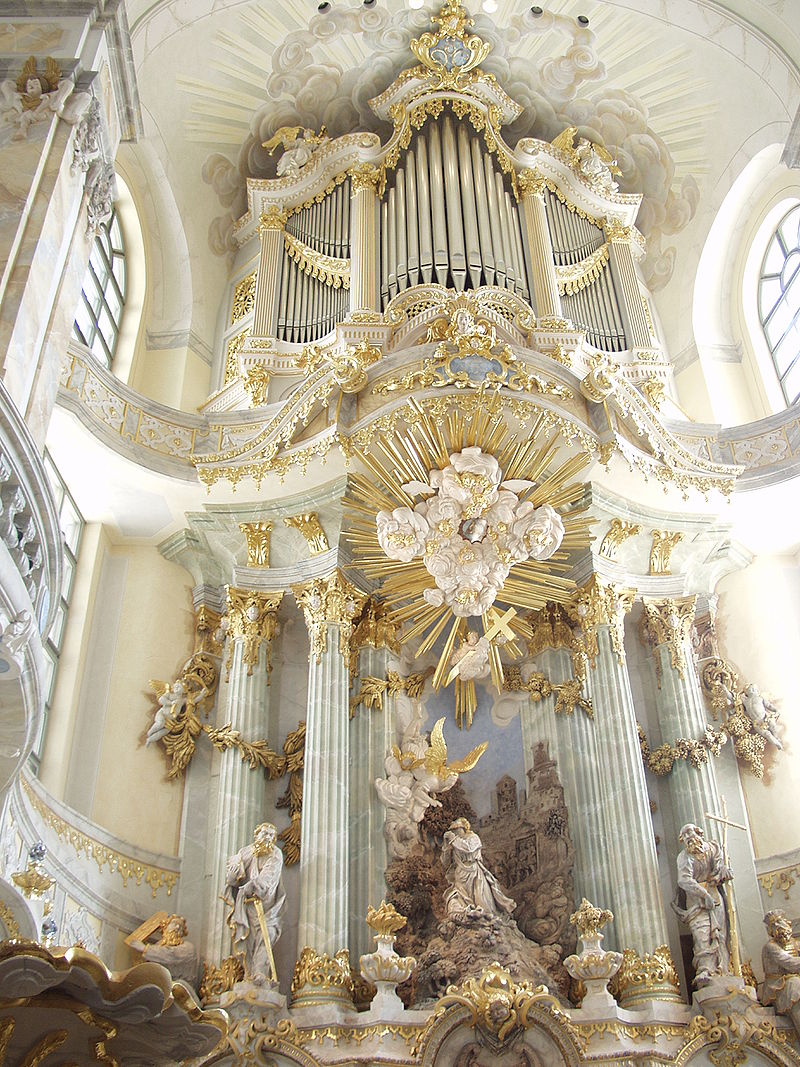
[346,397,592,727]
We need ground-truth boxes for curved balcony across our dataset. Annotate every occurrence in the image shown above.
[0,379,62,795]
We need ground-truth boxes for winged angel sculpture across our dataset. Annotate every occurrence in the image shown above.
[262,125,330,179]
[551,126,621,195]
[0,56,90,140]
[376,711,487,860]
[147,654,216,777]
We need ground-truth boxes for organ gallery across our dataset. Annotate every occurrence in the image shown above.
[1,0,800,1064]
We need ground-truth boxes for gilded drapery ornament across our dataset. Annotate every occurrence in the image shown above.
[230,270,256,325]
[243,366,270,408]
[649,529,684,574]
[239,521,272,568]
[225,588,282,677]
[640,596,697,683]
[292,571,368,664]
[599,518,641,560]
[284,512,330,555]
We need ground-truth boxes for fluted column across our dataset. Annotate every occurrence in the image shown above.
[293,572,368,958]
[349,165,380,314]
[348,601,399,961]
[641,597,721,833]
[605,220,652,349]
[517,169,562,320]
[253,207,287,336]
[207,588,283,962]
[573,577,668,956]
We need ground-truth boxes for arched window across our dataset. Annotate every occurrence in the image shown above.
[758,203,800,405]
[73,209,126,368]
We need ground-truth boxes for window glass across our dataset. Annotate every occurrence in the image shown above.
[759,204,800,404]
[72,207,126,369]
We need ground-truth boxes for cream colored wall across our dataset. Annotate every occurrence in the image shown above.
[89,543,192,856]
[716,555,800,859]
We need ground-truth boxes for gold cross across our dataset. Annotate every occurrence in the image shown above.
[484,606,516,643]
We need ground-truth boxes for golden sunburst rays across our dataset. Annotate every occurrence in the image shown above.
[345,397,594,728]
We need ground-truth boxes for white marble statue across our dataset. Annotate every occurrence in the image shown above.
[375,701,486,860]
[130,914,199,991]
[741,684,782,750]
[85,159,115,237]
[146,679,186,746]
[224,822,286,983]
[574,137,620,194]
[442,818,516,920]
[448,631,491,682]
[761,909,800,1035]
[262,125,330,178]
[673,823,732,985]
[0,56,90,141]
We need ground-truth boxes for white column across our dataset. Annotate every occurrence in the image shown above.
[575,577,668,956]
[253,208,287,336]
[517,169,562,320]
[348,606,398,960]
[349,166,380,314]
[207,589,282,963]
[293,573,367,956]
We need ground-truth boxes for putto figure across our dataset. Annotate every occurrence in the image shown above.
[761,909,800,1035]
[673,823,732,985]
[262,125,330,178]
[224,822,286,983]
[0,56,89,140]
[442,817,516,920]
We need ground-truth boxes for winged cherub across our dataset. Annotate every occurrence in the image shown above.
[375,713,487,859]
[0,56,90,140]
[262,125,330,178]
[551,126,621,194]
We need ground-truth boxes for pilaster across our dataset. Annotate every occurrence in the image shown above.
[252,208,287,336]
[604,221,652,350]
[517,169,562,320]
[349,166,380,314]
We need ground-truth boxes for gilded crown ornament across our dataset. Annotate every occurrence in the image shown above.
[410,1,492,90]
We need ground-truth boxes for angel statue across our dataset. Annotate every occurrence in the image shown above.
[262,125,330,179]
[375,712,487,860]
[551,126,621,195]
[0,56,90,140]
[147,654,215,748]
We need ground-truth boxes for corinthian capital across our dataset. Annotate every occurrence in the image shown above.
[568,575,635,664]
[225,588,284,677]
[517,168,547,199]
[292,571,368,664]
[640,596,696,682]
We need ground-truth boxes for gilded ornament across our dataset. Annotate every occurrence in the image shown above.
[199,955,245,1004]
[409,3,492,92]
[570,898,613,942]
[0,901,20,939]
[295,338,380,393]
[292,571,368,664]
[224,588,282,677]
[640,596,696,682]
[613,945,682,1008]
[556,243,610,295]
[21,778,178,898]
[351,598,400,654]
[243,366,270,408]
[516,168,547,199]
[599,518,641,560]
[350,675,388,718]
[642,377,665,410]
[230,270,256,325]
[434,962,563,1046]
[239,521,272,568]
[283,230,350,289]
[700,658,780,779]
[349,163,383,195]
[637,721,727,776]
[649,529,684,574]
[568,575,634,666]
[580,353,618,403]
[194,606,224,657]
[291,947,354,1009]
[224,327,250,383]
[11,861,53,899]
[284,512,330,555]
[366,900,407,938]
[258,206,288,233]
[502,664,593,719]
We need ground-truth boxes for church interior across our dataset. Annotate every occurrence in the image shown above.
[1,0,800,1063]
